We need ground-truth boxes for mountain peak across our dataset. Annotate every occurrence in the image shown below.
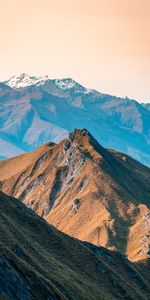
[66,128,107,161]
[68,128,96,149]
[69,128,90,140]
[4,73,49,89]
[4,73,93,93]
[0,129,150,262]
[54,78,89,93]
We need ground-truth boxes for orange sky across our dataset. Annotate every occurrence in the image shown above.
[0,0,150,102]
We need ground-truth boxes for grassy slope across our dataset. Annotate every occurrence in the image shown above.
[0,192,150,300]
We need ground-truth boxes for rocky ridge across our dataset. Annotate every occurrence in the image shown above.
[0,129,150,261]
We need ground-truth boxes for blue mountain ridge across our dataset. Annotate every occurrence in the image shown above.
[0,74,149,166]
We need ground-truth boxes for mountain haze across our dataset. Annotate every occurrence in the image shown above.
[0,73,150,166]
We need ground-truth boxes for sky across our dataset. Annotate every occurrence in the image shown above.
[0,0,150,102]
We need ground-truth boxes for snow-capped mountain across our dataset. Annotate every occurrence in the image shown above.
[4,73,49,89]
[0,74,150,166]
[4,73,93,94]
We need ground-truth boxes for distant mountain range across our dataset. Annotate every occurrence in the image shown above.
[0,73,150,166]
[1,129,150,261]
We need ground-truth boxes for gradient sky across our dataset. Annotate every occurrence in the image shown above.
[0,0,150,102]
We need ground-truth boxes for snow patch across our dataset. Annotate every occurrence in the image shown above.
[4,73,93,94]
[5,73,49,89]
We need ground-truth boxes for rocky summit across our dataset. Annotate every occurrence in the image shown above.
[0,129,150,262]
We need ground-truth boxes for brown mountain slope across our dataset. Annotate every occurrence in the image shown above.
[0,129,150,261]
[1,191,150,300]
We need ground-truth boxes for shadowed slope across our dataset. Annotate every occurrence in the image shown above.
[0,191,150,300]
